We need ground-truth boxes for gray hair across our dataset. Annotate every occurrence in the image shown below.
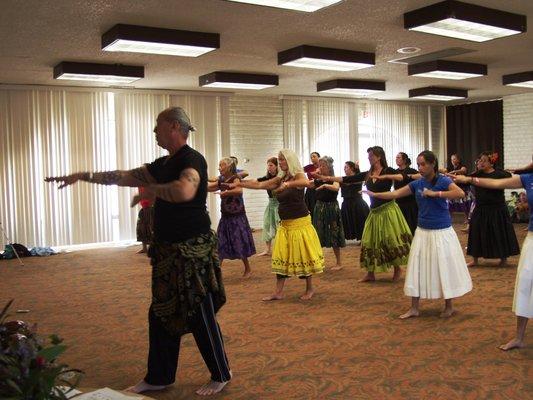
[160,107,196,134]
[319,156,334,176]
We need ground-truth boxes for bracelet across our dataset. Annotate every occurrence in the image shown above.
[473,177,479,184]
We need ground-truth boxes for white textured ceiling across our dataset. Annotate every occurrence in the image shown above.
[1,0,533,102]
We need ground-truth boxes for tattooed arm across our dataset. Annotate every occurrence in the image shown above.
[132,168,201,205]
[45,165,156,188]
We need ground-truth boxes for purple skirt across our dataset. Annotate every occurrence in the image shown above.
[217,213,256,260]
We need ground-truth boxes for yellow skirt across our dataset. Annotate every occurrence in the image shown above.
[271,215,325,276]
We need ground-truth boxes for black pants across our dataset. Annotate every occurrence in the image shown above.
[144,293,231,385]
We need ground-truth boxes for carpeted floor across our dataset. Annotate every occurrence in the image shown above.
[1,223,532,399]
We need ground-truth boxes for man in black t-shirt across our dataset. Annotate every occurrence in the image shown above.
[45,107,231,396]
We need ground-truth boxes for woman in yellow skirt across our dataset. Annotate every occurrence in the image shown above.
[227,149,324,300]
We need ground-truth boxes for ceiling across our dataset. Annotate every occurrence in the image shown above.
[2,0,533,103]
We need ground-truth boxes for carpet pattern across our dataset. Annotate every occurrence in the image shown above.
[1,224,531,399]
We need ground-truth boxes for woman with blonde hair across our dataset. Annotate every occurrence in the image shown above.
[226,149,324,300]
[209,157,255,277]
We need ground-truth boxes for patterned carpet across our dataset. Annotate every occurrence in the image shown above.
[1,223,531,399]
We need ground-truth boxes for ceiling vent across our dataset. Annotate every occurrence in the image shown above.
[388,47,474,64]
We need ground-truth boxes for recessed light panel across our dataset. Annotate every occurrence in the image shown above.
[409,86,467,101]
[279,45,374,71]
[408,60,486,80]
[53,62,144,84]
[317,79,385,96]
[199,72,279,90]
[502,71,533,88]
[226,0,343,12]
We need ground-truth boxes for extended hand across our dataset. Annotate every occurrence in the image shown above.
[422,188,435,198]
[131,186,156,207]
[361,189,375,197]
[44,173,84,189]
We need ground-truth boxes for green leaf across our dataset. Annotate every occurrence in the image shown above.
[37,344,67,361]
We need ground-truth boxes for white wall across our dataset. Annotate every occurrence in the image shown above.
[503,93,533,169]
[229,96,284,229]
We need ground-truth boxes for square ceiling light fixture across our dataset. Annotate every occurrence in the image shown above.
[225,0,343,12]
[53,62,144,84]
[404,0,526,42]
[502,71,533,88]
[317,79,385,96]
[102,24,219,57]
[408,60,486,80]
[278,45,375,71]
[409,86,467,101]
[199,71,279,90]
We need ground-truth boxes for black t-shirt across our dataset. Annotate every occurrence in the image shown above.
[343,167,397,208]
[470,169,511,206]
[394,167,418,204]
[146,145,211,242]
[314,180,339,202]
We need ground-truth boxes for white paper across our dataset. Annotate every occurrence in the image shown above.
[53,386,83,399]
[74,387,143,400]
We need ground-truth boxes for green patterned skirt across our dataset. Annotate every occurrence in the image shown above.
[149,231,226,335]
[360,200,412,273]
[312,200,346,248]
[262,197,280,242]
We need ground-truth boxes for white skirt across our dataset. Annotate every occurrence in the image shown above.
[404,226,472,299]
[513,232,533,318]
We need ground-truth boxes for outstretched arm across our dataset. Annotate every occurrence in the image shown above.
[363,185,412,200]
[316,182,340,192]
[230,176,282,191]
[451,174,523,190]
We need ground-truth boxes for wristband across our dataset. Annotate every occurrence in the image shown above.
[473,177,479,184]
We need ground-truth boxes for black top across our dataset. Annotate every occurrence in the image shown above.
[257,173,277,198]
[146,145,211,242]
[314,179,339,202]
[340,180,363,198]
[394,167,418,204]
[343,167,396,208]
[276,186,309,220]
[470,169,511,206]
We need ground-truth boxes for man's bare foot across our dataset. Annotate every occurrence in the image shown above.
[137,248,147,254]
[242,271,252,278]
[466,260,478,267]
[300,291,314,300]
[125,380,167,393]
[256,251,270,256]
[359,274,375,283]
[498,338,525,351]
[262,293,283,301]
[399,309,419,319]
[196,379,230,396]
[330,265,343,271]
[440,308,455,318]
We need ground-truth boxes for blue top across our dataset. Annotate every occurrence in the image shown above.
[519,173,533,231]
[408,175,453,230]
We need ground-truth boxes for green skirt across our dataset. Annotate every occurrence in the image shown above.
[312,200,346,248]
[262,197,280,242]
[360,200,412,273]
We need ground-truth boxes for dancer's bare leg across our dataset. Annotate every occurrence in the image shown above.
[196,371,233,396]
[300,276,314,300]
[126,380,167,393]
[499,316,528,351]
[400,297,420,319]
[392,266,402,282]
[242,258,252,278]
[330,247,343,270]
[440,299,455,318]
[467,257,479,267]
[137,242,148,254]
[262,276,285,301]
[257,241,272,256]
[359,271,375,282]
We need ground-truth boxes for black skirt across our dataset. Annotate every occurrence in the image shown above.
[397,199,418,235]
[341,196,370,240]
[305,187,317,215]
[467,203,520,259]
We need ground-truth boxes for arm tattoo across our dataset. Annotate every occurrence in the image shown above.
[91,170,122,185]
[130,167,151,184]
[180,169,200,188]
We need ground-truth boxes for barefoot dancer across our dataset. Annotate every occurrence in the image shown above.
[365,150,472,319]
[304,152,321,214]
[462,152,520,267]
[340,161,369,243]
[452,164,533,351]
[45,107,231,396]
[318,146,412,282]
[208,157,256,278]
[257,157,280,256]
[312,156,345,270]
[228,149,324,300]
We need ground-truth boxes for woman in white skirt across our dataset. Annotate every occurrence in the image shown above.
[452,168,533,351]
[365,150,472,318]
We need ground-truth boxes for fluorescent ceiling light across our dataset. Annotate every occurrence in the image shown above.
[53,62,144,84]
[404,1,526,42]
[102,24,219,57]
[502,71,533,88]
[279,45,374,71]
[199,71,279,90]
[408,60,486,80]
[317,79,385,96]
[409,86,467,101]
[225,0,343,12]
